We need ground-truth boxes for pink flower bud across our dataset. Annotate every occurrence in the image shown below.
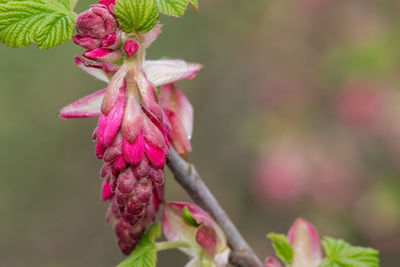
[287,218,323,267]
[76,4,117,39]
[124,39,140,55]
[102,30,122,49]
[265,257,283,267]
[123,131,145,166]
[162,202,230,266]
[83,48,122,63]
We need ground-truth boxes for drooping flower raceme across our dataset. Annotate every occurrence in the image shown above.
[60,2,202,255]
[162,202,231,267]
[265,218,323,267]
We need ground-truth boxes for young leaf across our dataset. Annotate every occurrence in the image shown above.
[156,0,189,17]
[188,0,198,12]
[147,222,162,241]
[0,0,77,49]
[319,237,380,267]
[117,223,162,267]
[114,0,159,33]
[182,206,201,227]
[267,233,294,265]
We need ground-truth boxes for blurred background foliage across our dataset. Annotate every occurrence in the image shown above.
[1,0,400,266]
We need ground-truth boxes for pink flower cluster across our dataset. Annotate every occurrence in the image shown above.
[73,3,122,63]
[61,1,202,255]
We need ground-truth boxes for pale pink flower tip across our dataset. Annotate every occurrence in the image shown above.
[160,84,193,154]
[265,257,283,267]
[124,39,139,56]
[287,218,323,267]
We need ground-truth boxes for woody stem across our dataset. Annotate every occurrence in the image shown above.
[166,147,264,267]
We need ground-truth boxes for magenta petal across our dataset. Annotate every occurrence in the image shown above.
[59,89,105,119]
[96,113,107,145]
[101,180,114,201]
[102,30,122,49]
[196,224,217,259]
[265,257,283,267]
[143,60,203,87]
[83,48,122,63]
[102,90,125,146]
[123,132,145,166]
[144,142,165,169]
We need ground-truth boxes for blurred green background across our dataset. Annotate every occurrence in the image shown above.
[1,0,400,266]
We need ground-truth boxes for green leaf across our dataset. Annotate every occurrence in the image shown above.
[147,222,162,241]
[182,206,201,227]
[319,237,380,267]
[0,0,77,49]
[156,0,188,17]
[188,0,198,12]
[117,223,161,267]
[114,0,159,33]
[267,233,294,265]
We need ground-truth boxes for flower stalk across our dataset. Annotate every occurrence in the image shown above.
[156,241,191,251]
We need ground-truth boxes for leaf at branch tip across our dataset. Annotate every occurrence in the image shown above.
[183,206,201,227]
[156,0,189,17]
[117,223,161,267]
[147,222,162,241]
[114,0,159,33]
[0,0,77,49]
[319,237,380,267]
[267,233,294,265]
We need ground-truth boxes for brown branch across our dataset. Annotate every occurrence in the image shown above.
[166,147,264,267]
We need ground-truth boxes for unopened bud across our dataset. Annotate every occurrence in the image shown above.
[124,39,139,56]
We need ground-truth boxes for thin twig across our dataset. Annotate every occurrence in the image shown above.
[166,147,264,267]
